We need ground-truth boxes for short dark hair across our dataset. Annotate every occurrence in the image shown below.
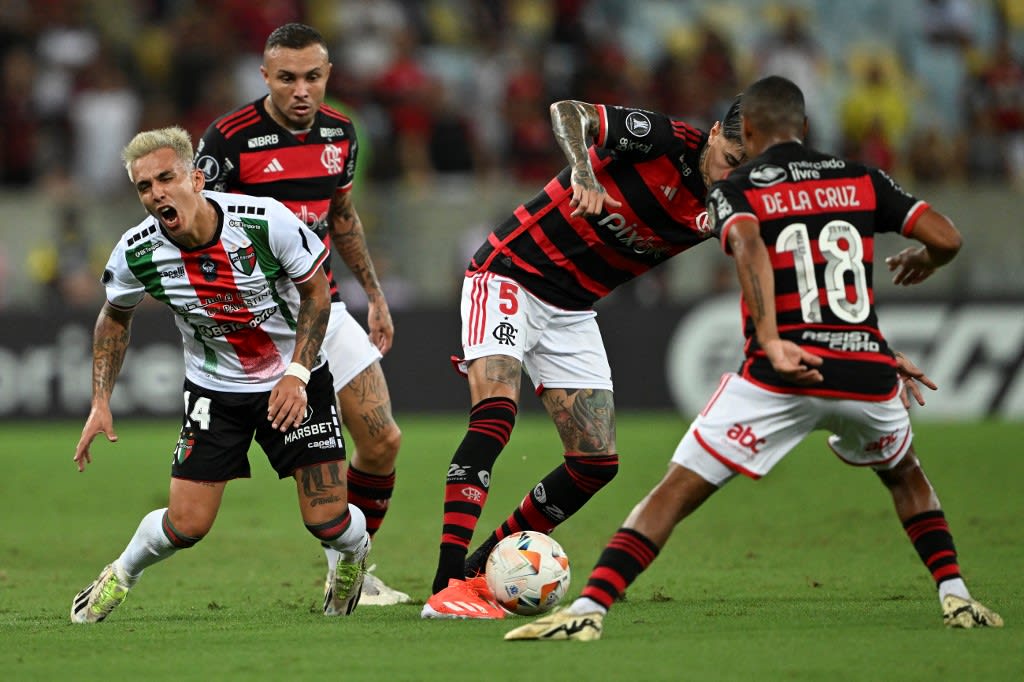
[720,94,742,143]
[740,75,805,136]
[264,23,328,53]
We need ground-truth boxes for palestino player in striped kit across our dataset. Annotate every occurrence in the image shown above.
[70,126,370,623]
[506,76,1001,642]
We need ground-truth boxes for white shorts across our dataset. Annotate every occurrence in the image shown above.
[456,272,612,392]
[321,302,383,393]
[672,373,913,486]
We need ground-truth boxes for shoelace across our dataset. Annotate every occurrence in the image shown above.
[92,575,127,616]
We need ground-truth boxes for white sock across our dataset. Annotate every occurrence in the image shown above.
[938,578,971,603]
[323,504,369,561]
[116,508,178,585]
[568,597,607,616]
[324,546,342,571]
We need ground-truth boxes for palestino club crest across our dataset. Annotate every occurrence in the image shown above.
[229,245,257,275]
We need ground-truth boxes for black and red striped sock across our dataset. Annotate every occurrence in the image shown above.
[464,453,619,576]
[305,508,353,543]
[903,509,962,586]
[346,465,395,538]
[580,527,660,610]
[432,396,517,594]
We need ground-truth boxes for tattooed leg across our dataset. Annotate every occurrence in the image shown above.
[338,361,401,537]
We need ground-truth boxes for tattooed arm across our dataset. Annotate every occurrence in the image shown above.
[329,190,394,354]
[727,217,823,385]
[268,268,331,432]
[74,303,134,471]
[292,268,331,370]
[549,100,622,217]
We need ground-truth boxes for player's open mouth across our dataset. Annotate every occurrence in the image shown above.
[158,205,180,230]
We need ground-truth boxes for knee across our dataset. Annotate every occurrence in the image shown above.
[877,449,922,488]
[354,423,402,468]
[163,511,207,549]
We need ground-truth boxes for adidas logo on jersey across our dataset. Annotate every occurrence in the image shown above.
[263,158,284,173]
[660,185,678,201]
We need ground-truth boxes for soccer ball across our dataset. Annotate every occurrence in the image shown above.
[485,531,571,616]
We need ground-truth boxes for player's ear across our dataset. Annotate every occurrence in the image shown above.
[193,168,206,191]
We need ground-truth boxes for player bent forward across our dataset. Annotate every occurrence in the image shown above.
[506,76,1001,642]
[70,126,370,623]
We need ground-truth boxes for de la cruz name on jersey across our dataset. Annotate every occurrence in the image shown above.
[469,105,715,310]
[707,141,929,400]
[101,191,328,392]
[195,98,357,302]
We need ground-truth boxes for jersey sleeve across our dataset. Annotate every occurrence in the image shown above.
[596,105,683,161]
[100,241,146,310]
[266,200,329,283]
[195,123,235,193]
[869,168,929,236]
[706,180,758,255]
[337,126,359,194]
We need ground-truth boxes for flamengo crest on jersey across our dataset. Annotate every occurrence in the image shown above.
[709,142,929,400]
[101,190,328,392]
[468,104,712,310]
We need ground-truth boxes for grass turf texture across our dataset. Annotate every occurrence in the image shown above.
[1,414,1020,681]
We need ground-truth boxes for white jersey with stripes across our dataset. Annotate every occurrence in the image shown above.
[101,190,328,392]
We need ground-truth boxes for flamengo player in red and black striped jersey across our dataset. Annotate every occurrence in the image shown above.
[423,98,747,618]
[503,76,1002,641]
[196,23,406,609]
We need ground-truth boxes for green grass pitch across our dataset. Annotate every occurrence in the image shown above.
[1,414,1021,680]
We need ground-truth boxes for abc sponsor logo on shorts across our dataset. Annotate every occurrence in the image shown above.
[865,432,899,452]
[726,423,766,455]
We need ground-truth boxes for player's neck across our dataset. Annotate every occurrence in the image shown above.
[173,198,219,249]
[262,95,312,136]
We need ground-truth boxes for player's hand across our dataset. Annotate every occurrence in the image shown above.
[886,246,937,286]
[569,170,622,218]
[74,405,118,472]
[762,339,824,385]
[367,297,394,355]
[268,375,308,432]
[894,350,937,408]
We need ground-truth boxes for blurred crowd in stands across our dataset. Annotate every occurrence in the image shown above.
[2,0,1023,309]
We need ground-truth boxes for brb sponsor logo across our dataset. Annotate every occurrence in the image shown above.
[247,134,279,149]
[726,423,766,455]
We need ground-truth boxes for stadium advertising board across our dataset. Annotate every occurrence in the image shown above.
[0,299,1021,420]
